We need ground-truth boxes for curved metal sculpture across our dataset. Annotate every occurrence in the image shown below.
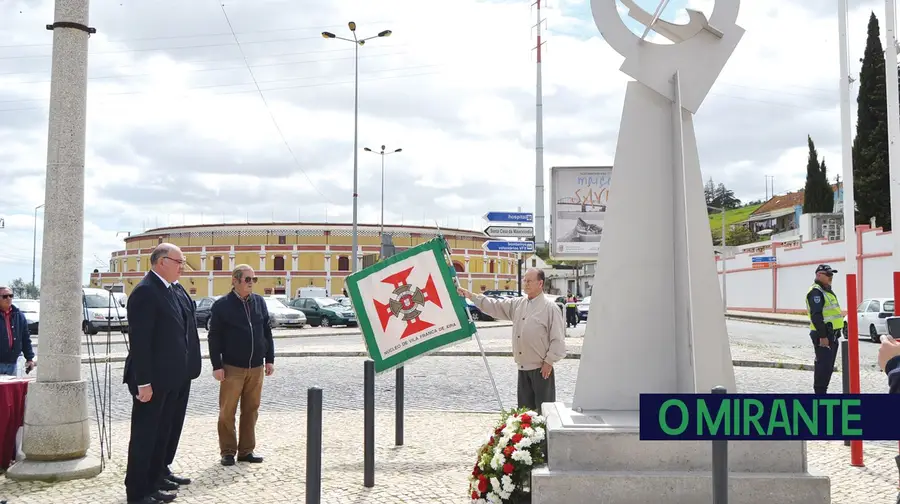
[572,0,744,411]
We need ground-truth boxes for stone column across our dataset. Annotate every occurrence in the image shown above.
[324,250,332,294]
[291,251,299,271]
[200,252,207,271]
[228,249,235,270]
[7,0,101,482]
[258,247,266,271]
[285,272,292,298]
[207,272,214,297]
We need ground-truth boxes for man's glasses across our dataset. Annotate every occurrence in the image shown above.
[243,276,259,284]
[0,294,12,300]
[164,257,186,265]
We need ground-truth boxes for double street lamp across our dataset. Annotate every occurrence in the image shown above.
[363,145,402,234]
[322,22,392,274]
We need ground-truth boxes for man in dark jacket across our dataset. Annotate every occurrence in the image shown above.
[878,337,900,504]
[0,286,35,376]
[208,264,275,467]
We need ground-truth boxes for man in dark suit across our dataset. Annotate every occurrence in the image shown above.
[156,278,202,492]
[123,243,193,504]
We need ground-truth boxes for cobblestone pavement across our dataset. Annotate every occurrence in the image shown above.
[2,410,899,503]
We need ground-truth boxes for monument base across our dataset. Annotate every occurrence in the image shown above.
[531,403,830,504]
[5,455,102,482]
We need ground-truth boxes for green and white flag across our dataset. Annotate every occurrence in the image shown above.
[346,237,476,373]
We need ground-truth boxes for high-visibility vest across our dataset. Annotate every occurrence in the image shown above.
[566,298,577,307]
[806,284,844,332]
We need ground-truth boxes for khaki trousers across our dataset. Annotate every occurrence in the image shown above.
[218,364,264,457]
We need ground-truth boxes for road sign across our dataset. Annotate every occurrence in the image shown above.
[751,256,776,269]
[483,211,533,223]
[484,225,534,238]
[482,240,535,253]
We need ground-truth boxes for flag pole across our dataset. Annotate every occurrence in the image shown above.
[435,222,505,412]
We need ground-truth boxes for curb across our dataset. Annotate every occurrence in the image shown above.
[726,313,808,327]
[77,350,824,371]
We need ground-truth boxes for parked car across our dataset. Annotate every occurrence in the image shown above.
[194,296,221,330]
[842,297,894,342]
[263,296,307,329]
[82,287,128,335]
[16,299,40,334]
[288,296,357,327]
[465,298,495,321]
[577,296,591,321]
[484,290,519,298]
[544,293,566,313]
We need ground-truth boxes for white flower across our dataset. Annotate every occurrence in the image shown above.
[515,436,533,450]
[511,449,534,466]
[490,476,501,490]
[472,500,486,504]
[490,451,506,470]
[532,414,545,424]
[487,492,502,504]
[502,474,516,493]
[522,427,535,438]
[532,426,545,442]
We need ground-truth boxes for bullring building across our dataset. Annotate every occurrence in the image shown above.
[89,222,520,298]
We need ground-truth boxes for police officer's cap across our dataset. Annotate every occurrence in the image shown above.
[815,264,838,275]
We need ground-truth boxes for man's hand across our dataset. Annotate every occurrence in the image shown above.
[136,384,153,402]
[878,337,900,371]
[24,360,35,373]
[213,369,225,382]
[818,337,830,348]
[540,362,553,379]
[457,287,473,299]
[265,363,275,376]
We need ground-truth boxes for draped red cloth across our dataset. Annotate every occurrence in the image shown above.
[0,379,30,471]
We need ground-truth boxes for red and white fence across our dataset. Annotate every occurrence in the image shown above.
[719,225,894,314]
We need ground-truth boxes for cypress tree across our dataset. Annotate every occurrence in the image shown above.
[803,135,823,213]
[852,12,891,229]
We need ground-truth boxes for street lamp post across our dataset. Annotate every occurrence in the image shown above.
[322,23,392,274]
[363,145,402,234]
[709,205,727,311]
[32,203,44,286]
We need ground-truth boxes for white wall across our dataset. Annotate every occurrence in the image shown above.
[719,226,894,313]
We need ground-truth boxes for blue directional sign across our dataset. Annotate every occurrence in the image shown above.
[751,256,776,263]
[482,240,535,253]
[483,211,533,223]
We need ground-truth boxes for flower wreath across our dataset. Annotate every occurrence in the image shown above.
[468,407,547,503]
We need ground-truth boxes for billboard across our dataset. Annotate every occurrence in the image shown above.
[549,166,612,260]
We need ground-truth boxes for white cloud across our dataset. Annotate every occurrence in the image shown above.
[0,0,888,286]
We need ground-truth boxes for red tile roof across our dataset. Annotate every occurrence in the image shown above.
[751,184,837,216]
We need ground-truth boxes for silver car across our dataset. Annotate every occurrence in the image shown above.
[264,296,307,329]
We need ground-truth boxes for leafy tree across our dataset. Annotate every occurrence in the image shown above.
[711,183,741,210]
[726,226,756,246]
[803,136,835,213]
[852,12,892,230]
[7,278,39,299]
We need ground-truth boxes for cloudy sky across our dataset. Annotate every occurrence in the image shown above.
[0,0,880,284]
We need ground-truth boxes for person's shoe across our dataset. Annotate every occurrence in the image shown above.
[157,479,178,491]
[237,453,264,463]
[221,455,235,466]
[127,496,161,504]
[151,490,176,503]
[166,473,191,485]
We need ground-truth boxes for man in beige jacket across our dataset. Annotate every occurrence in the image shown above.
[458,268,567,410]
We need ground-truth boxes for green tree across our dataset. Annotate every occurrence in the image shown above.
[7,278,40,299]
[726,226,756,246]
[852,12,892,229]
[803,136,835,213]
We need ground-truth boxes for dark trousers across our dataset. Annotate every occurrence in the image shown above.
[813,339,840,394]
[517,368,556,411]
[565,307,578,327]
[124,388,178,501]
[161,380,191,478]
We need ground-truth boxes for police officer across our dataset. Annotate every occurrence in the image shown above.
[806,264,844,394]
[565,294,578,328]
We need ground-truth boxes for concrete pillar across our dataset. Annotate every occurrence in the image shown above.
[464,254,472,290]
[324,250,332,294]
[291,251,299,271]
[285,272,292,298]
[207,272,214,297]
[228,249,235,270]
[200,252,207,271]
[7,0,102,481]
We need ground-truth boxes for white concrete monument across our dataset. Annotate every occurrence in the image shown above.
[530,1,830,502]
[6,0,101,482]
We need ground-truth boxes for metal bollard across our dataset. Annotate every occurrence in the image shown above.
[396,366,404,446]
[306,387,322,504]
[711,386,728,504]
[364,359,375,488]
[841,339,850,447]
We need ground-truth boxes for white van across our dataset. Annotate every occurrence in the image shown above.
[82,287,128,335]
[298,287,327,299]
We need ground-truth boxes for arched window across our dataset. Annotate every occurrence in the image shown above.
[213,256,223,271]
[273,256,285,271]
[338,256,350,271]
[453,261,465,273]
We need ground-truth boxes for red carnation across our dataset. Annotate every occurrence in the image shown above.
[495,426,503,434]
[488,437,494,446]
[503,462,514,475]
[511,433,523,444]
[478,474,486,482]
[503,445,515,457]
[472,491,478,499]
[520,414,532,424]
[478,478,488,492]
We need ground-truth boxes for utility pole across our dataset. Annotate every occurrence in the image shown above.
[532,0,546,249]
[7,0,102,481]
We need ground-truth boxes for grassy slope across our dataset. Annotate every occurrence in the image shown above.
[707,204,761,234]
